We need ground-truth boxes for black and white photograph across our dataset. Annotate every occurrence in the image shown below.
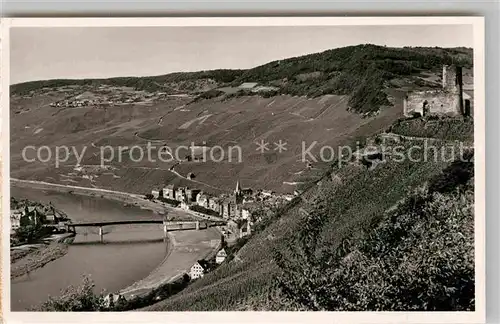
[1,17,485,322]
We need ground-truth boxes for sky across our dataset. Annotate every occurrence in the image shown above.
[10,25,473,84]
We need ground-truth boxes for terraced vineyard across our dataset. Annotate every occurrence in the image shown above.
[144,122,475,311]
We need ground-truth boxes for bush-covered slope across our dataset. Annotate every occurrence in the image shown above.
[144,122,474,311]
[388,116,474,141]
[276,159,474,311]
[233,45,472,113]
[11,45,472,114]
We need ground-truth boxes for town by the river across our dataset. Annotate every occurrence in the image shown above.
[10,186,220,311]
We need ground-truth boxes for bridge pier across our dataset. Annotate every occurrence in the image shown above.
[163,222,168,239]
[196,221,200,230]
[99,226,103,243]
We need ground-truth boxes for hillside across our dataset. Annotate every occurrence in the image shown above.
[10,92,402,195]
[11,44,473,114]
[143,118,474,311]
[9,43,476,311]
[10,45,473,196]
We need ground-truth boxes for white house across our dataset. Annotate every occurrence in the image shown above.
[151,189,161,199]
[10,209,23,231]
[45,208,57,224]
[196,192,210,208]
[162,184,176,200]
[180,201,190,211]
[103,293,126,309]
[241,208,251,220]
[215,248,227,264]
[239,220,251,238]
[189,261,206,279]
[261,190,274,197]
[238,82,258,90]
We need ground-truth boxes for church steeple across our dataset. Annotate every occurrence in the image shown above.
[234,180,243,205]
[235,180,241,195]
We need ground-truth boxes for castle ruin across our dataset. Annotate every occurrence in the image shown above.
[403,65,470,117]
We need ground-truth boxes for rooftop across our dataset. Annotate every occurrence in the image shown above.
[238,82,258,89]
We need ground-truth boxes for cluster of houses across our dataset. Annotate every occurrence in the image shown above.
[49,97,144,108]
[10,202,68,233]
[217,82,279,96]
[151,180,297,241]
[150,180,298,281]
[237,82,279,93]
[49,88,164,108]
[50,99,103,108]
[152,180,255,220]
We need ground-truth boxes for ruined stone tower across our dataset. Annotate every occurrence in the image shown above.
[443,65,458,92]
[442,64,464,114]
[404,64,465,117]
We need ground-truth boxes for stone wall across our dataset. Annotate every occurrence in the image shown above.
[403,90,462,117]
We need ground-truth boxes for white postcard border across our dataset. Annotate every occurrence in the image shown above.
[0,16,485,324]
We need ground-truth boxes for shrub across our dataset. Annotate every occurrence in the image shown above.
[428,151,474,194]
[275,175,475,311]
[158,197,180,207]
[34,276,105,311]
[389,118,474,141]
[193,89,224,102]
[189,205,219,217]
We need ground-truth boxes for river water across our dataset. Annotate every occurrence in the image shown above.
[10,187,169,311]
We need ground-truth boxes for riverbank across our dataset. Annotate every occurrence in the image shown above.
[11,179,221,222]
[11,233,75,279]
[10,187,171,311]
[10,182,224,310]
[11,178,167,213]
[119,227,222,299]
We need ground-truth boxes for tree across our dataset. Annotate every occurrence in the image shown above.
[15,224,38,243]
[35,276,105,311]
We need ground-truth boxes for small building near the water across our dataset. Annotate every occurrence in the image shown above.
[151,189,161,199]
[162,184,177,200]
[10,209,23,231]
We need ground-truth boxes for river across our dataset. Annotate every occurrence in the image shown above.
[10,187,169,311]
